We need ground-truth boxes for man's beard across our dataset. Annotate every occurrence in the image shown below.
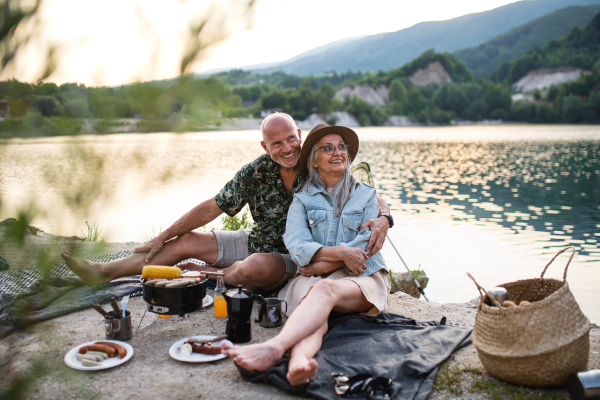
[274,150,300,169]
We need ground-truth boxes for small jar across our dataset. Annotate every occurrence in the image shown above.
[488,287,508,307]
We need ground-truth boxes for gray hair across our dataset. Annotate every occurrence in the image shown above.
[303,143,358,216]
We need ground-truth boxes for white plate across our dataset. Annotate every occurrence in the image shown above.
[202,295,214,308]
[64,340,134,371]
[169,335,232,363]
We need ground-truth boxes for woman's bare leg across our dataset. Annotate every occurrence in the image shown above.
[286,322,327,386]
[221,279,371,373]
[61,231,218,285]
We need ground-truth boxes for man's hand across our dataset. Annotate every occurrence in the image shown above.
[133,237,165,264]
[299,260,343,277]
[361,216,389,257]
[339,247,368,276]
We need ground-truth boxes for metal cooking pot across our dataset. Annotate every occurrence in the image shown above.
[141,278,207,316]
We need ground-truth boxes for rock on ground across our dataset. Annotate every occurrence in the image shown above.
[390,271,429,298]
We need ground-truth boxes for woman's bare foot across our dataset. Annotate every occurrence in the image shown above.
[221,341,285,371]
[61,251,107,286]
[287,355,318,386]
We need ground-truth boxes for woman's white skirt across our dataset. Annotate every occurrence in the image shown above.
[278,268,391,317]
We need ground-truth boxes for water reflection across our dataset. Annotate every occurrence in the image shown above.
[0,126,599,322]
[361,140,600,260]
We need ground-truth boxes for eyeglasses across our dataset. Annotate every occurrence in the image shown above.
[316,144,349,155]
[331,372,392,399]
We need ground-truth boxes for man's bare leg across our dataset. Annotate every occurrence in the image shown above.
[198,253,287,290]
[61,231,218,285]
[221,279,372,373]
[286,322,327,386]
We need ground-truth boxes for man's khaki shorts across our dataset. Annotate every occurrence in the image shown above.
[212,229,296,292]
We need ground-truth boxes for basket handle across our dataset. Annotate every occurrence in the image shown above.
[539,246,575,282]
[466,272,505,316]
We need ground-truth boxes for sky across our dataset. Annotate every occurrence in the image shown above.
[6,0,520,86]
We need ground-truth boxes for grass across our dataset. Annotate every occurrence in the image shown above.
[81,219,103,242]
[141,207,254,240]
[195,206,254,233]
[389,264,425,286]
[411,264,425,281]
[433,363,568,399]
[221,206,253,231]
[434,364,482,395]
[141,225,164,243]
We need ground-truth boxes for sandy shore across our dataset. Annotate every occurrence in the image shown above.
[1,227,598,399]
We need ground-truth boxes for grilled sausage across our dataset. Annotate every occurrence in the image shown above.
[95,341,127,359]
[76,353,103,362]
[79,344,116,357]
[165,281,190,288]
[189,342,222,354]
[86,350,109,359]
[81,359,102,367]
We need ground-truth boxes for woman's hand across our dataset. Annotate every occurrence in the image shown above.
[339,247,369,276]
[133,237,165,263]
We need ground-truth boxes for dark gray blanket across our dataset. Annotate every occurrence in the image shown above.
[236,312,472,400]
[0,274,143,339]
[0,252,212,339]
[0,251,143,339]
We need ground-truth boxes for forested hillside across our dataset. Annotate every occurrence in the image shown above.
[454,5,600,78]
[491,11,600,83]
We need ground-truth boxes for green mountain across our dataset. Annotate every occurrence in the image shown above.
[454,5,600,78]
[250,0,600,76]
[491,11,600,83]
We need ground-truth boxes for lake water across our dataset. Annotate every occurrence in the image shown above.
[1,125,599,322]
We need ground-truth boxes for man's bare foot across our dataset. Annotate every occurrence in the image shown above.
[287,355,318,386]
[221,341,285,371]
[61,251,107,286]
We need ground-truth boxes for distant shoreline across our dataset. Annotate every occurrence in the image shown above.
[2,116,593,140]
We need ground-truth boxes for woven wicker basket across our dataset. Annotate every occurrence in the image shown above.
[468,247,590,387]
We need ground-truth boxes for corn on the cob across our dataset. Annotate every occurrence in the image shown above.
[142,265,181,280]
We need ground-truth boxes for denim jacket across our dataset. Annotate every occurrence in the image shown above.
[283,181,387,276]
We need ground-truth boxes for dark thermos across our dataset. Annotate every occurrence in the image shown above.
[568,370,600,400]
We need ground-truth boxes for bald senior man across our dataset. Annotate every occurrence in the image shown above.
[62,113,391,292]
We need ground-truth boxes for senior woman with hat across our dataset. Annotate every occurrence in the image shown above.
[222,124,390,386]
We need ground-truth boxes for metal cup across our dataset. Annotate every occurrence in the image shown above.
[256,298,287,328]
[488,287,508,307]
[105,310,132,341]
[568,370,600,400]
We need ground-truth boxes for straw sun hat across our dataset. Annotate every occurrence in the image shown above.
[298,123,359,176]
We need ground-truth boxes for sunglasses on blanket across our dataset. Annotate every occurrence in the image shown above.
[331,372,392,399]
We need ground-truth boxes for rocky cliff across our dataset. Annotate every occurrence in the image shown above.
[511,67,590,92]
[334,85,390,106]
[408,61,453,87]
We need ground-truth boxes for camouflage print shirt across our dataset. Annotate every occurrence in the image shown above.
[215,153,305,254]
